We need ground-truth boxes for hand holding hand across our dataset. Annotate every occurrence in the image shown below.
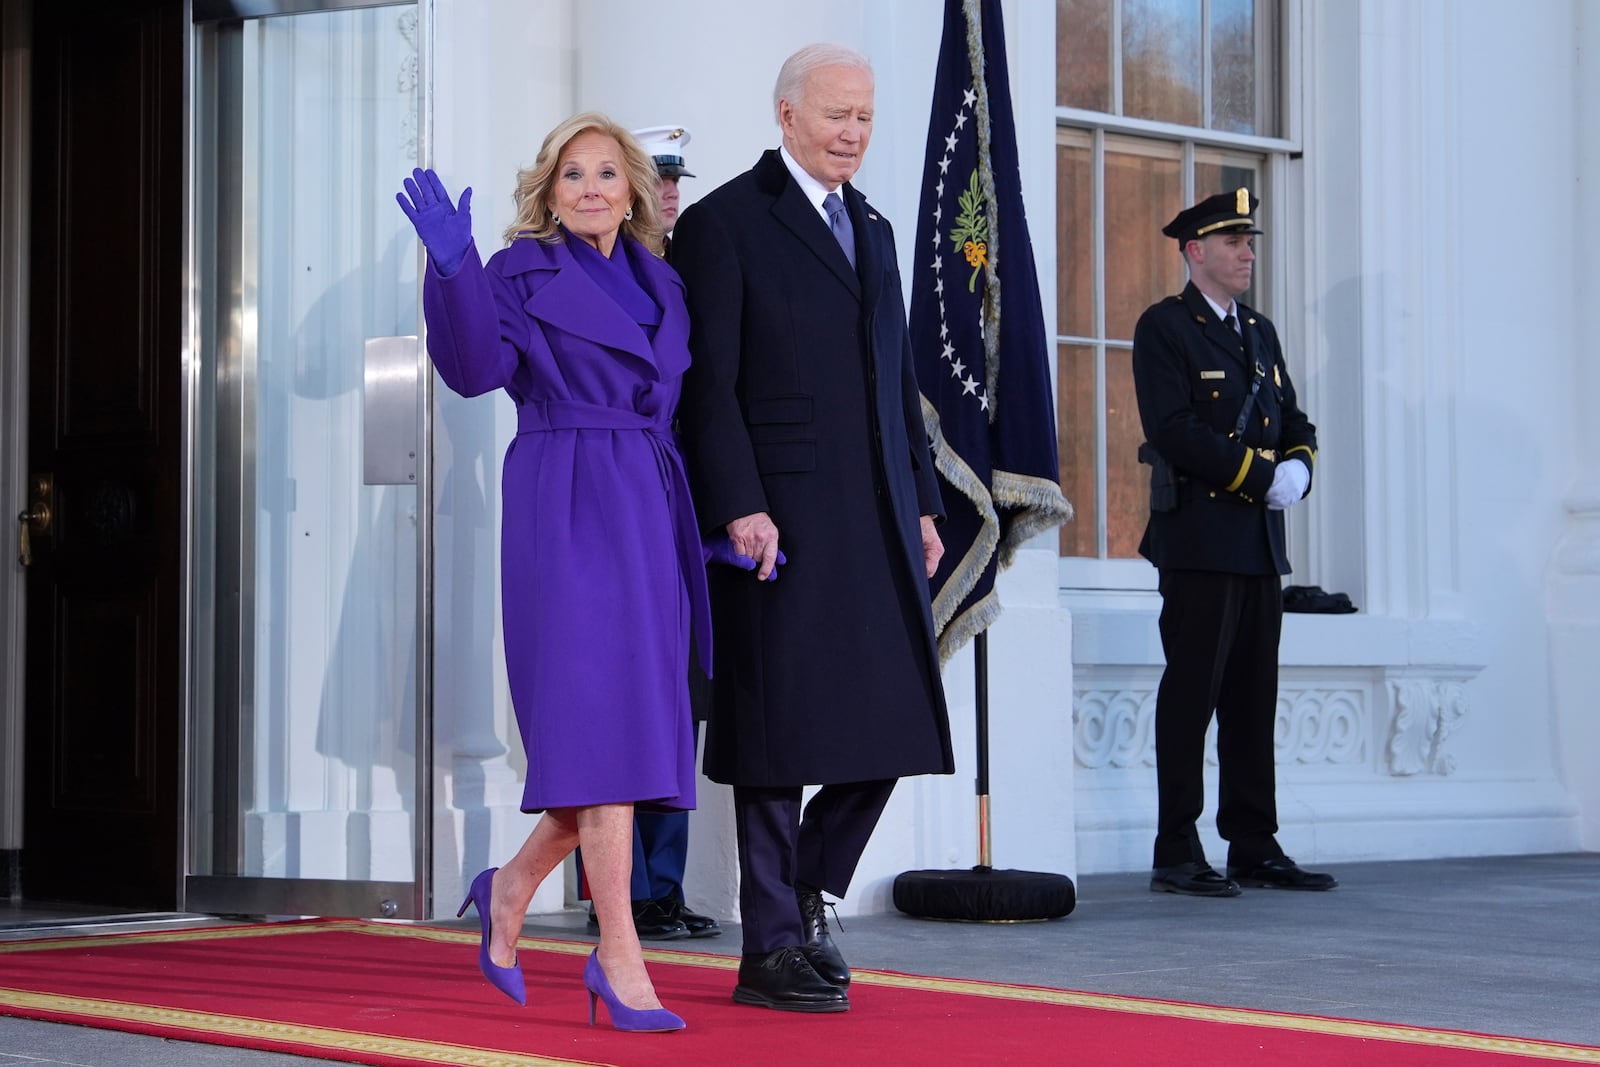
[703,534,786,582]
[726,512,782,581]
[920,515,944,578]
[1265,458,1310,510]
[396,168,473,276]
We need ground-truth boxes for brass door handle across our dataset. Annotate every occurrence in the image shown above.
[17,502,51,567]
[18,474,54,567]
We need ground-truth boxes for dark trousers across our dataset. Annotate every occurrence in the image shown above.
[631,810,688,901]
[733,780,895,955]
[1152,569,1285,869]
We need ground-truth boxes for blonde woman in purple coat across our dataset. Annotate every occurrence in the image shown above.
[397,113,756,1033]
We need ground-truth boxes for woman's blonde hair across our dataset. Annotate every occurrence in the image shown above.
[503,111,663,254]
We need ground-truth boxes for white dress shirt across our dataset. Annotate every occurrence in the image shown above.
[779,144,836,225]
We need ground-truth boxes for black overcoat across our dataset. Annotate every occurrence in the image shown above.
[1132,282,1318,575]
[672,149,955,788]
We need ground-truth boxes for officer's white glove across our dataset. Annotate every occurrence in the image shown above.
[1265,458,1310,510]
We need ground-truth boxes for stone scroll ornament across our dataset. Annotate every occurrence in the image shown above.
[1387,680,1467,776]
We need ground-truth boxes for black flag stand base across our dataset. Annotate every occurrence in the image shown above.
[893,632,1076,922]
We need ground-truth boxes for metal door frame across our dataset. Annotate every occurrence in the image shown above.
[0,0,32,887]
[183,0,433,920]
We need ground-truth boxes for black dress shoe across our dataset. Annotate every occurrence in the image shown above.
[586,900,691,940]
[1227,856,1339,891]
[733,947,850,1013]
[1150,861,1243,897]
[661,898,722,938]
[632,898,692,939]
[797,886,850,987]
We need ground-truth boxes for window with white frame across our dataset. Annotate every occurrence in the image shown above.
[1054,0,1288,576]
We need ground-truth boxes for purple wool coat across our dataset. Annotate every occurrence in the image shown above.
[423,231,711,813]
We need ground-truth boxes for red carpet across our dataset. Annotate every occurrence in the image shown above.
[1,919,1596,1066]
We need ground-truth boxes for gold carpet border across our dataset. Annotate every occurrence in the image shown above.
[0,986,603,1067]
[0,917,744,971]
[5,919,1597,1063]
[845,971,1600,1063]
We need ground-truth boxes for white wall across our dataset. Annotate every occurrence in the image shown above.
[1449,0,1576,799]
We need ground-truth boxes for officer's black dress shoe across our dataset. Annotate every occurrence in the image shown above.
[1227,856,1339,891]
[585,899,690,940]
[732,947,850,1012]
[1150,861,1242,897]
[662,898,722,938]
[797,886,850,987]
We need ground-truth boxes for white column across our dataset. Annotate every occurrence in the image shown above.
[1547,0,1600,849]
[1356,0,1465,620]
[1295,0,1362,598]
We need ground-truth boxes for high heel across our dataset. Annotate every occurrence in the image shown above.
[583,949,685,1032]
[457,867,526,1006]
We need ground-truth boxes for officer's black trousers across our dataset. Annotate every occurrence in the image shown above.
[1152,569,1285,869]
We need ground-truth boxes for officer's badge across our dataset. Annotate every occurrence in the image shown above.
[1273,365,1282,387]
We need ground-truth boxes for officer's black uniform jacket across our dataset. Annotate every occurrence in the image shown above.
[1132,282,1317,575]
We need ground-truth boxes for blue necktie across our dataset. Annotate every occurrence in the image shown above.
[824,191,856,269]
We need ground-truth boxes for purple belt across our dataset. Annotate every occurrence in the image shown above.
[515,400,711,675]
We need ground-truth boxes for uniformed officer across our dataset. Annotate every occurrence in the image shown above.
[631,125,695,254]
[582,125,722,941]
[1132,188,1337,897]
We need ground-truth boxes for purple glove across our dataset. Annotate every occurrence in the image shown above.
[702,536,786,582]
[396,168,473,276]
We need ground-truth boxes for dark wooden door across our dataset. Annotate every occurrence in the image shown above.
[22,0,184,909]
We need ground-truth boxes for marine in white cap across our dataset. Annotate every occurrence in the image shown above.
[631,125,695,247]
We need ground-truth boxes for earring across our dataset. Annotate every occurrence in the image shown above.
[624,207,634,221]
[552,213,560,225]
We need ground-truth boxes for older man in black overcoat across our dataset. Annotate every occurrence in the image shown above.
[672,42,954,1013]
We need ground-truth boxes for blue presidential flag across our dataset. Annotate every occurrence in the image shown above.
[911,0,1073,664]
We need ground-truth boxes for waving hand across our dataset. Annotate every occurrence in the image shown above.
[396,167,473,276]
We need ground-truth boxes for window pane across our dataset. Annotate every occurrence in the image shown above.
[1057,0,1112,111]
[1056,131,1094,338]
[1123,0,1201,126]
[1211,0,1258,133]
[1194,155,1260,308]
[1104,140,1186,340]
[1057,343,1099,557]
[1106,347,1150,558]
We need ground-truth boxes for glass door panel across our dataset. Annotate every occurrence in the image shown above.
[189,0,428,919]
